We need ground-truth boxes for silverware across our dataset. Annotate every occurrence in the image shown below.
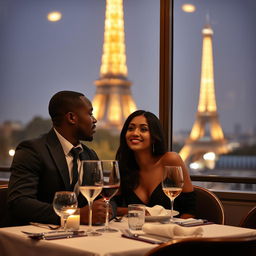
[22,230,86,240]
[43,232,87,240]
[175,219,213,227]
[22,230,69,236]
[29,222,60,230]
[120,229,168,244]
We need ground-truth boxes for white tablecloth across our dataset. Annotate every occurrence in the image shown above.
[0,219,256,256]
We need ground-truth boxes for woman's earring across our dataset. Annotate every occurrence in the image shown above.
[152,143,155,153]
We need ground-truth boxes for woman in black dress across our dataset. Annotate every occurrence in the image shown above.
[115,110,195,218]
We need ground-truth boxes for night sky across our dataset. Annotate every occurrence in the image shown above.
[0,0,255,135]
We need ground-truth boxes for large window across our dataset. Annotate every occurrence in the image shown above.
[1,0,255,193]
[173,0,256,191]
[0,0,159,170]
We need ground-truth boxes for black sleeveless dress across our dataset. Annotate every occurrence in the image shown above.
[114,183,196,216]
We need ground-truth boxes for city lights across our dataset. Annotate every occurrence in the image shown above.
[190,162,202,170]
[203,152,216,161]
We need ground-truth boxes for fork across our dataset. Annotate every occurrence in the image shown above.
[22,230,86,240]
[22,230,69,236]
[30,222,60,230]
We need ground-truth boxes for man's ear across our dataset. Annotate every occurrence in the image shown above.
[65,112,77,124]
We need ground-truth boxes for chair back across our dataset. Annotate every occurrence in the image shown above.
[240,206,256,229]
[0,184,9,227]
[193,185,225,224]
[145,236,256,256]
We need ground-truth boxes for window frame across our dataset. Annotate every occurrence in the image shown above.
[159,0,173,150]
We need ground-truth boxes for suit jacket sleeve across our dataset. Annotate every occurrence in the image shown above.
[7,140,59,225]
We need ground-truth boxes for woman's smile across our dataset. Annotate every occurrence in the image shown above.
[129,137,143,144]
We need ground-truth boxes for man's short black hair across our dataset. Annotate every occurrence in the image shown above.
[48,90,85,126]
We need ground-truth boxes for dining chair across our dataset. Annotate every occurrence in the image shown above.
[145,236,256,256]
[0,184,9,227]
[193,185,225,224]
[240,206,256,229]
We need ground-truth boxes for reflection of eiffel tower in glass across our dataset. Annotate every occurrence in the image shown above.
[92,0,136,131]
[180,24,229,165]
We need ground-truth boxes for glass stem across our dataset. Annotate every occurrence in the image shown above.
[170,198,174,223]
[88,200,92,232]
[104,200,110,230]
[63,217,68,231]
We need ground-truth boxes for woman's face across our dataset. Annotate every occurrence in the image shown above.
[125,115,151,152]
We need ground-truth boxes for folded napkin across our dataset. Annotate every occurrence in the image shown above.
[142,223,203,238]
[145,205,169,216]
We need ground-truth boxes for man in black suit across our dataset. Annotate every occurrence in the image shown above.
[7,91,109,225]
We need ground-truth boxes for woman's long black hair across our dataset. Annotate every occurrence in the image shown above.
[116,110,167,193]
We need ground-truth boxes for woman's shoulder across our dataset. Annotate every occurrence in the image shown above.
[159,151,183,165]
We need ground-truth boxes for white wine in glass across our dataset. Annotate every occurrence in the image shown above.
[162,166,184,223]
[96,160,120,233]
[79,160,103,236]
[53,191,78,231]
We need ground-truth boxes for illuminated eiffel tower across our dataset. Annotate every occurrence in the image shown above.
[92,0,136,130]
[179,24,229,166]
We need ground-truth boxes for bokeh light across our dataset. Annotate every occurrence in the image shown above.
[182,4,196,13]
[9,149,15,157]
[47,11,62,22]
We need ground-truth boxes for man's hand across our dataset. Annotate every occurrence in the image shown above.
[80,198,113,224]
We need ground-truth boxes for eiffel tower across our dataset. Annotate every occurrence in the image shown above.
[179,24,229,166]
[92,0,136,131]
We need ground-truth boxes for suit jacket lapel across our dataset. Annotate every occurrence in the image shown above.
[45,129,71,190]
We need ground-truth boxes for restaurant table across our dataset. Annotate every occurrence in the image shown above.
[1,219,256,256]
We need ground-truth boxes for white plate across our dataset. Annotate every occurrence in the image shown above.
[145,210,179,222]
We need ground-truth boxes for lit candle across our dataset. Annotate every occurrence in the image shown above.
[61,209,80,230]
[66,214,80,230]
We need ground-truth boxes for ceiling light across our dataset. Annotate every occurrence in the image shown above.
[47,11,62,22]
[182,4,196,13]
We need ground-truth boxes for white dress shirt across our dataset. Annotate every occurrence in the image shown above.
[54,128,83,194]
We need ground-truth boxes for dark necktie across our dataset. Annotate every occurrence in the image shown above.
[70,147,82,191]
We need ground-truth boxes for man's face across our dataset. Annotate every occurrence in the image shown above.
[75,96,97,141]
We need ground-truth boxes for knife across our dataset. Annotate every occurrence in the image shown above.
[42,232,87,240]
[121,234,164,244]
[178,219,214,227]
[26,230,87,240]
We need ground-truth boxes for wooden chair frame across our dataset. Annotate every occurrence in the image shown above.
[0,184,9,227]
[193,185,225,224]
[145,236,256,256]
[240,206,256,229]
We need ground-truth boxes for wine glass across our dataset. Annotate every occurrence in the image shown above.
[79,160,103,236]
[162,166,184,223]
[53,191,78,231]
[96,160,120,233]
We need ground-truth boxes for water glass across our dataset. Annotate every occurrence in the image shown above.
[53,191,78,231]
[128,204,145,230]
